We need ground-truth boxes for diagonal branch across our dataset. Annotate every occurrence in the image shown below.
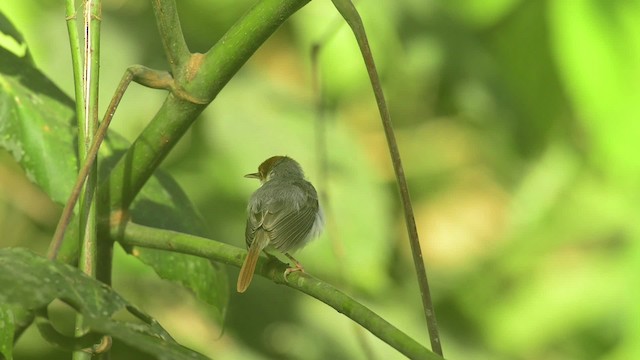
[116,222,444,360]
[102,0,311,213]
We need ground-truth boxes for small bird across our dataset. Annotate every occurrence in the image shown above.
[237,156,324,293]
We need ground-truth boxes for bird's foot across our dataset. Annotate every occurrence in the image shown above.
[283,253,305,282]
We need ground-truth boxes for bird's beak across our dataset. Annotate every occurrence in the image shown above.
[244,172,261,179]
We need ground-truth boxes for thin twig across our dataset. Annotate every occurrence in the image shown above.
[48,66,188,260]
[48,70,130,260]
[329,0,443,355]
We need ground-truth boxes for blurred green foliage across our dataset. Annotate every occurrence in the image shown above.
[1,0,639,359]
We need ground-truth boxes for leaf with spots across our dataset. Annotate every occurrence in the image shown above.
[0,47,77,205]
[0,248,208,360]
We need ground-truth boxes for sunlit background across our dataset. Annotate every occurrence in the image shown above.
[1,0,639,359]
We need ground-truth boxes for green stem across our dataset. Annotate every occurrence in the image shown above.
[65,0,85,146]
[77,0,102,279]
[61,0,85,267]
[116,222,443,360]
[76,0,102,277]
[151,0,191,72]
[330,0,443,355]
[74,1,102,359]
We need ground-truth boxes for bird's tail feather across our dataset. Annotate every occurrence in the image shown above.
[237,233,268,293]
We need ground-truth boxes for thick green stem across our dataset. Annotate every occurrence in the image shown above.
[103,0,310,213]
[116,222,443,360]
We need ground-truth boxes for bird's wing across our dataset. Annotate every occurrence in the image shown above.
[246,180,319,253]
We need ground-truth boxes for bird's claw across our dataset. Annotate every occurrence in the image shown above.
[283,262,305,283]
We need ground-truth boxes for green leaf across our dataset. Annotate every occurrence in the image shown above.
[0,32,228,320]
[0,247,124,316]
[0,248,208,360]
[130,247,228,322]
[0,47,77,205]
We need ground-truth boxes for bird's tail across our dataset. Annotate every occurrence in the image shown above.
[237,233,268,293]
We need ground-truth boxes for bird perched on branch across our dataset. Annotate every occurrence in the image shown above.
[237,156,324,293]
